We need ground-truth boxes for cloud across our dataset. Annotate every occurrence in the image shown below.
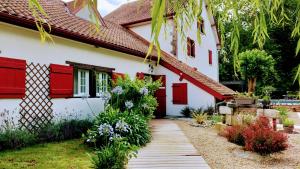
[98,0,133,16]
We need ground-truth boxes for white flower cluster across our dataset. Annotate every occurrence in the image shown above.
[125,100,134,109]
[111,86,123,95]
[139,87,149,95]
[99,92,111,101]
[98,123,114,136]
[115,120,130,133]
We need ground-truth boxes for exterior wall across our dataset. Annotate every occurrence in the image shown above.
[129,19,175,56]
[154,66,216,116]
[176,8,219,81]
[129,2,219,82]
[0,22,152,125]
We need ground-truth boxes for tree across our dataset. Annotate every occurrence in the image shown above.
[238,49,277,95]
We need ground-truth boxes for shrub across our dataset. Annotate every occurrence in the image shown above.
[110,76,160,118]
[38,119,93,142]
[203,106,215,115]
[276,107,288,121]
[283,118,294,127]
[85,107,151,148]
[242,116,288,155]
[0,128,37,151]
[210,114,224,124]
[91,140,137,169]
[180,106,194,117]
[223,125,246,146]
[193,113,208,124]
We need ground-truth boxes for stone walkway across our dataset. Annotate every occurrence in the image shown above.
[128,119,210,169]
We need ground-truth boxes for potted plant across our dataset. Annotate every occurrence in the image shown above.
[276,107,288,124]
[261,95,271,109]
[283,118,295,133]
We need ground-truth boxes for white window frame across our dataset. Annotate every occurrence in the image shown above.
[96,72,109,96]
[74,69,89,97]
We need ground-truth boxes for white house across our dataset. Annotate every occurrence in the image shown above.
[0,0,235,130]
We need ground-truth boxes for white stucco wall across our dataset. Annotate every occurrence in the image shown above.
[129,1,219,82]
[129,19,175,56]
[154,66,216,116]
[0,22,152,126]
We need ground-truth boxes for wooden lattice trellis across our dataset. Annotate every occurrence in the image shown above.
[19,63,53,132]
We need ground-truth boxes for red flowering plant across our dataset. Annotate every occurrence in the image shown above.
[223,125,246,146]
[242,116,288,155]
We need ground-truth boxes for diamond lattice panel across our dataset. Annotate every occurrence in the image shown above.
[19,63,53,132]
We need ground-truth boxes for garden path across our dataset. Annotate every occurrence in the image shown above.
[127,119,210,169]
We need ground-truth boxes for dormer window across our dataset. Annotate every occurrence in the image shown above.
[197,19,205,34]
[187,37,195,57]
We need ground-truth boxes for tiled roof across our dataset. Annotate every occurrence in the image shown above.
[0,0,153,58]
[104,0,174,26]
[0,0,235,98]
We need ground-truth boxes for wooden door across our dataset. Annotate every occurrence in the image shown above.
[153,75,166,118]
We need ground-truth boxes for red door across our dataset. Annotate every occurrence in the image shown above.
[153,75,166,118]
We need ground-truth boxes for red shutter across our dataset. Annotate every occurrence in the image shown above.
[136,72,145,80]
[112,72,125,83]
[49,64,73,98]
[0,57,26,98]
[209,50,212,65]
[172,83,188,104]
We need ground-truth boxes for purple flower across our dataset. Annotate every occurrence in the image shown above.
[98,123,114,136]
[139,87,149,95]
[125,101,134,109]
[111,86,123,95]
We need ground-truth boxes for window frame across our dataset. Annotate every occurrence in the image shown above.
[187,37,195,57]
[197,19,205,34]
[96,72,109,96]
[74,68,90,97]
[208,50,213,65]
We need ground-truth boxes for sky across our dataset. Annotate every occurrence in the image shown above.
[63,0,133,16]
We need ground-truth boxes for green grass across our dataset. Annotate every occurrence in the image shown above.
[0,139,93,169]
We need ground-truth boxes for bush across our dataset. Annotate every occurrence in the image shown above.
[85,107,151,148]
[180,106,194,117]
[193,113,208,124]
[91,140,137,169]
[110,76,160,118]
[223,125,246,146]
[204,106,215,115]
[210,115,224,124]
[242,116,288,155]
[283,118,294,127]
[276,107,288,121]
[38,119,93,142]
[0,128,37,151]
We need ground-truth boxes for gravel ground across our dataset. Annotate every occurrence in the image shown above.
[174,119,300,169]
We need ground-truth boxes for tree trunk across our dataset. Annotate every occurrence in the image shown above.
[247,78,257,96]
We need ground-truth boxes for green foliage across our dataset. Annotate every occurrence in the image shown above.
[276,107,289,121]
[180,106,195,117]
[0,128,37,151]
[192,113,208,124]
[210,115,224,124]
[283,118,295,127]
[85,106,151,148]
[238,49,277,81]
[91,140,137,169]
[38,119,93,142]
[111,76,160,118]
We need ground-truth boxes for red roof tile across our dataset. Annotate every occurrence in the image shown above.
[104,0,174,26]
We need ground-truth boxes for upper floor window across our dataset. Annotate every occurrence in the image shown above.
[197,19,205,34]
[187,37,195,57]
[96,72,109,96]
[74,68,89,97]
[208,50,213,65]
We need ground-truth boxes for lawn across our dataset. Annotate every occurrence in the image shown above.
[0,139,92,169]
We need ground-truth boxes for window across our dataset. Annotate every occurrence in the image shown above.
[208,50,213,65]
[74,68,89,97]
[197,19,205,34]
[172,83,188,104]
[96,72,109,96]
[187,37,195,57]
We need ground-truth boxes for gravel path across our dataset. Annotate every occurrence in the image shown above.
[174,119,300,169]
